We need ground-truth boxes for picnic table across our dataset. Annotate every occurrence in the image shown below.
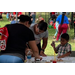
[26,56,75,63]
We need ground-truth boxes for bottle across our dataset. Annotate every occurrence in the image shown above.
[27,50,32,63]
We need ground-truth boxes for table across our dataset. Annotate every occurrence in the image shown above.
[28,56,75,63]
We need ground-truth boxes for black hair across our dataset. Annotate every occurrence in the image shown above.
[38,20,48,31]
[61,33,69,41]
[61,12,66,25]
[18,15,32,24]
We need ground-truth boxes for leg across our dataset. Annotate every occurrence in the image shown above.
[56,25,62,41]
[0,55,24,63]
[37,43,41,54]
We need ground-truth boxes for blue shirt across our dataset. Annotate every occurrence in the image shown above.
[56,15,69,24]
[11,20,19,24]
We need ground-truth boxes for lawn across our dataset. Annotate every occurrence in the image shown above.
[0,13,75,56]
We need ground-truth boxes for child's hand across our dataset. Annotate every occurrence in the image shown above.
[51,41,55,48]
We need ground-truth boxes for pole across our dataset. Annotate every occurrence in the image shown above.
[16,12,18,23]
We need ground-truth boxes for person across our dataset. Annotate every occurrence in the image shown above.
[0,15,42,63]
[51,33,71,58]
[0,12,3,20]
[53,21,59,39]
[51,12,56,22]
[11,17,19,24]
[30,12,36,24]
[35,15,44,24]
[56,12,70,41]
[29,20,48,56]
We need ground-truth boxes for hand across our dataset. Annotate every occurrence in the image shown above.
[51,41,55,48]
[35,55,42,60]
[40,50,47,56]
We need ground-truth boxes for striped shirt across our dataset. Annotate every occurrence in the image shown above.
[56,43,71,57]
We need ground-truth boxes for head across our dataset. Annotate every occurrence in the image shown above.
[18,15,32,28]
[60,33,69,46]
[35,21,48,34]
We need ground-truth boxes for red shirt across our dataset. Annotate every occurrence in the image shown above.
[51,12,55,15]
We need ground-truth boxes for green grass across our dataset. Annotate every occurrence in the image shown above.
[0,13,75,56]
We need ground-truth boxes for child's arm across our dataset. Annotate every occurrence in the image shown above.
[58,51,71,58]
[51,41,58,53]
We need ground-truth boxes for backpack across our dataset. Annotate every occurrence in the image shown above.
[0,27,9,51]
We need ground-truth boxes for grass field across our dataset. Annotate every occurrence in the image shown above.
[0,13,75,56]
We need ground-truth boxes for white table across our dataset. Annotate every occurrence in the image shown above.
[30,56,75,63]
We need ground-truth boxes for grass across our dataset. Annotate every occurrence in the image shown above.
[0,13,75,56]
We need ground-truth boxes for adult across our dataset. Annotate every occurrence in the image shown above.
[0,15,42,63]
[30,12,36,24]
[30,20,48,56]
[56,12,70,41]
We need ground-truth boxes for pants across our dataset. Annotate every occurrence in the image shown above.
[32,14,35,23]
[56,24,68,41]
[0,55,24,63]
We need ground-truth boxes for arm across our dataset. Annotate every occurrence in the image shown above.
[58,51,71,58]
[28,40,42,60]
[68,24,70,31]
[41,37,48,50]
[40,38,48,56]
[51,41,58,53]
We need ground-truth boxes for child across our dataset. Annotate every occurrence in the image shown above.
[11,17,19,24]
[51,33,71,58]
[53,21,59,39]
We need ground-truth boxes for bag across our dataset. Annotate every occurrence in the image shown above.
[0,27,9,50]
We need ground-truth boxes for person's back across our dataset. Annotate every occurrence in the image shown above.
[56,15,69,24]
[1,23,34,61]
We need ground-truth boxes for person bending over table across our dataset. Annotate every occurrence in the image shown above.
[29,20,48,56]
[0,15,42,63]
[51,33,71,58]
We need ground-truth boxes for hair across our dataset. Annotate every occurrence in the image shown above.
[18,15,32,24]
[61,33,69,41]
[61,12,66,25]
[38,20,48,31]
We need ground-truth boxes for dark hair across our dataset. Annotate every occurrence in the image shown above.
[61,33,69,41]
[18,15,32,24]
[38,20,48,31]
[61,12,66,25]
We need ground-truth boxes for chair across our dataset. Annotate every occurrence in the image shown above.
[70,51,75,57]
